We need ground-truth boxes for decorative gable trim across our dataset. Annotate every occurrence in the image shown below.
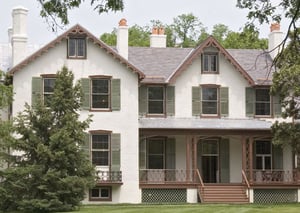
[168,36,255,85]
[9,24,145,80]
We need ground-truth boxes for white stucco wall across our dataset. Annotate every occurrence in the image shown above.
[174,54,250,118]
[12,39,141,203]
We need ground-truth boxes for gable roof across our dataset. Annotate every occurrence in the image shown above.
[9,24,145,79]
[168,36,255,85]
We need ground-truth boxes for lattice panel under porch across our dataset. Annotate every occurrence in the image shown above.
[254,189,298,203]
[142,189,187,203]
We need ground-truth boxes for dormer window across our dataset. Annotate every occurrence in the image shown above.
[68,37,86,58]
[202,53,219,73]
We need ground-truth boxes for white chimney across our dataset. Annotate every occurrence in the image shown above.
[268,23,283,59]
[116,18,128,60]
[12,6,28,66]
[8,27,12,44]
[150,27,167,48]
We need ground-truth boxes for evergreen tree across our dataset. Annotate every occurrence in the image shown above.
[0,66,95,212]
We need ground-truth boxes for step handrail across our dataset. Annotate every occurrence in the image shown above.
[242,170,250,189]
[196,169,205,202]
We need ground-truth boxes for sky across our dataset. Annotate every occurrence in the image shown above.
[0,0,289,45]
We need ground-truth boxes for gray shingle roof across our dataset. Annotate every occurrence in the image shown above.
[128,47,193,83]
[227,49,274,85]
[128,46,274,85]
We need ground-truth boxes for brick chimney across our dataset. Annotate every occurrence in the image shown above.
[150,26,167,48]
[116,18,128,59]
[12,6,28,66]
[268,23,283,59]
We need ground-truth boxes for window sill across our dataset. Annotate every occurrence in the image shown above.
[254,115,272,118]
[201,71,219,74]
[146,114,166,118]
[200,114,220,118]
[89,197,112,202]
[90,109,112,112]
[67,56,87,59]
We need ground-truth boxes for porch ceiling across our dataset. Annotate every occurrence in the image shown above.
[139,118,272,136]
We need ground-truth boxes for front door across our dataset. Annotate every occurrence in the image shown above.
[199,139,219,183]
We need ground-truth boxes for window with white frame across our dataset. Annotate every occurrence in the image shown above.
[148,86,164,114]
[255,140,272,170]
[89,187,111,201]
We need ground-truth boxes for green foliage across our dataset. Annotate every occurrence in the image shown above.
[128,25,150,47]
[222,27,267,49]
[38,0,124,30]
[0,71,13,109]
[0,66,95,212]
[100,29,117,46]
[272,121,300,154]
[171,13,203,47]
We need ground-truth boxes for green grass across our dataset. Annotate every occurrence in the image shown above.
[58,203,300,213]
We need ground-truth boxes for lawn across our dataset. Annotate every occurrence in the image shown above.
[60,204,300,213]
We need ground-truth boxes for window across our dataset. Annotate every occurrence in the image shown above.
[89,187,111,201]
[92,79,110,109]
[81,78,120,111]
[255,140,272,170]
[148,86,164,114]
[255,88,270,116]
[202,87,218,115]
[192,86,228,117]
[68,37,86,58]
[43,78,55,106]
[202,53,218,72]
[139,85,175,116]
[246,87,279,117]
[92,134,110,166]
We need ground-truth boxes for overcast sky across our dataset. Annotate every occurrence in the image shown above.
[0,0,288,45]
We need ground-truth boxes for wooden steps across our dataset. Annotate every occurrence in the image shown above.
[199,184,249,204]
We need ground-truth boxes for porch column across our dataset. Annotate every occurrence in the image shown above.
[249,137,254,183]
[192,136,197,181]
[242,136,246,172]
[186,136,191,182]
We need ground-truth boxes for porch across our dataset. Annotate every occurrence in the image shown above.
[139,118,300,203]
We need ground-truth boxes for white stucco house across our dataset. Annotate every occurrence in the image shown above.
[7,6,300,204]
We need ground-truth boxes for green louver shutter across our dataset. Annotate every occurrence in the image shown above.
[192,87,201,116]
[111,133,121,171]
[246,87,255,117]
[273,94,281,117]
[273,145,283,170]
[81,78,90,110]
[139,85,147,116]
[31,77,42,106]
[111,79,121,111]
[82,133,90,161]
[166,86,175,116]
[139,138,146,169]
[220,138,230,183]
[220,87,229,117]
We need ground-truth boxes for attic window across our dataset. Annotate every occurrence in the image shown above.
[68,37,86,59]
[202,53,219,73]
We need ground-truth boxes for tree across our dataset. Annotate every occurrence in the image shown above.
[211,24,230,44]
[171,13,203,47]
[238,1,300,155]
[270,30,300,156]
[237,0,300,53]
[0,66,95,212]
[222,27,267,49]
[38,0,124,30]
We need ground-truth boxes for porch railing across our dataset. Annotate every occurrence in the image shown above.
[96,170,122,183]
[139,169,199,184]
[245,169,300,184]
[196,169,205,202]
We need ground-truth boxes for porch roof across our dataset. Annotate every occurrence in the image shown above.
[139,118,273,136]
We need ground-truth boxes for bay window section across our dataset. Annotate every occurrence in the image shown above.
[255,88,271,116]
[91,134,109,166]
[202,87,218,115]
[43,78,56,106]
[92,79,110,109]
